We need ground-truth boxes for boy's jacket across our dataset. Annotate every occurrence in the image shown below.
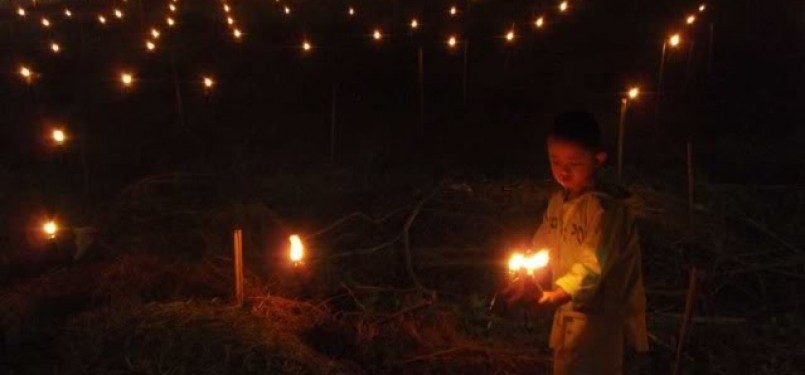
[532,182,649,351]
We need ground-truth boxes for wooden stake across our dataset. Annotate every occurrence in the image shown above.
[617,99,629,180]
[233,228,244,306]
[673,266,700,375]
[330,84,336,164]
[687,141,695,228]
[418,47,424,134]
[463,39,469,105]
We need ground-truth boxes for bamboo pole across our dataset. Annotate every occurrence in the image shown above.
[673,266,700,375]
[233,229,244,306]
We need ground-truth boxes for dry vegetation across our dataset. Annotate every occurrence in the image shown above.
[1,169,803,374]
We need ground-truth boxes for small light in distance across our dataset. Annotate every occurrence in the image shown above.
[232,28,242,40]
[559,1,569,13]
[372,29,382,41]
[145,40,156,51]
[17,7,26,17]
[43,220,59,240]
[114,9,123,19]
[447,35,457,48]
[120,72,134,87]
[203,76,214,89]
[64,9,72,18]
[669,33,681,47]
[151,28,160,39]
[535,16,545,28]
[52,128,66,145]
[98,15,107,25]
[505,29,515,43]
[41,17,51,27]
[627,87,640,100]
[410,18,418,30]
[686,15,696,25]
[50,42,61,53]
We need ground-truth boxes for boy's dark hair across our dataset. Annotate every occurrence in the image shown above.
[549,110,604,152]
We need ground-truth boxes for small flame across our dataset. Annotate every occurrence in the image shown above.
[289,234,304,264]
[43,220,58,239]
[508,249,550,275]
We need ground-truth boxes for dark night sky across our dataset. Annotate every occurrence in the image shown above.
[0,0,803,197]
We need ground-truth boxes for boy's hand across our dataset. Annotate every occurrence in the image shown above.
[538,288,571,305]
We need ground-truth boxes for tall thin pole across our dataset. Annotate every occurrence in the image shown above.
[655,42,667,132]
[617,99,629,180]
[330,84,336,164]
[687,141,695,228]
[233,229,244,306]
[673,266,700,375]
[170,49,186,131]
[417,46,424,133]
[463,39,469,105]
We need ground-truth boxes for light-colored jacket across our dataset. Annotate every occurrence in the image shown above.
[532,187,649,351]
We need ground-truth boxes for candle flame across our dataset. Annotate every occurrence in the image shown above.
[508,249,550,275]
[43,220,58,239]
[535,16,545,28]
[52,128,66,144]
[289,234,304,264]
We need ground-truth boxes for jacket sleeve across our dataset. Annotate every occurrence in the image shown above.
[554,198,607,302]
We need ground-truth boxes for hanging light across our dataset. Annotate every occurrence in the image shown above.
[17,7,26,17]
[372,29,382,41]
[151,28,161,39]
[41,17,51,28]
[50,42,61,53]
[559,1,569,13]
[98,15,107,25]
[114,9,123,19]
[64,9,72,18]
[410,18,418,30]
[145,40,156,51]
[203,76,214,89]
[52,128,66,145]
[447,35,457,48]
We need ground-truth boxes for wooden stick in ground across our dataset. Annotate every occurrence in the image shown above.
[233,228,244,306]
[673,266,700,375]
[687,141,694,228]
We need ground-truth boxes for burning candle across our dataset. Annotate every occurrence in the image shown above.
[19,65,33,82]
[289,234,304,266]
[508,249,550,276]
[203,76,214,89]
[535,16,545,28]
[120,72,134,87]
[505,29,516,43]
[52,128,66,145]
[43,220,58,239]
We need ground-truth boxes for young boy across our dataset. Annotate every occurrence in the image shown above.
[528,110,648,374]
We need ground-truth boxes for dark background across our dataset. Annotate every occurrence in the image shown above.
[0,0,803,221]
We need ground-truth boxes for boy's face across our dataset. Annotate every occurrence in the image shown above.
[547,137,606,193]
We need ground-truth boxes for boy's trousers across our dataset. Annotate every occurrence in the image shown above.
[551,309,624,375]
